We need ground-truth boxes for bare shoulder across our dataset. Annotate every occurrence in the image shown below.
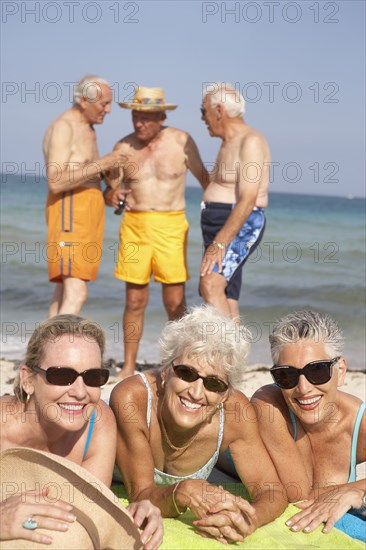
[223,389,253,432]
[356,397,366,460]
[1,395,19,412]
[223,389,281,449]
[251,384,290,430]
[95,399,116,429]
[115,133,137,149]
[226,388,250,405]
[44,115,73,142]
[110,373,152,425]
[110,373,144,404]
[240,126,268,150]
[252,383,284,405]
[0,396,22,450]
[225,387,284,417]
[338,390,365,422]
[337,390,366,461]
[0,394,15,404]
[163,126,189,145]
[0,395,18,420]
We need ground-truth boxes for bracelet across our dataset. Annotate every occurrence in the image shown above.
[212,240,225,250]
[172,482,187,516]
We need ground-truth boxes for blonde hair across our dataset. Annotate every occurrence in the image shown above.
[14,315,105,402]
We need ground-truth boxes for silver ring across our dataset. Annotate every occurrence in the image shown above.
[23,517,38,530]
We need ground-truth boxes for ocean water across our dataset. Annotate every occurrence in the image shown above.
[1,176,365,370]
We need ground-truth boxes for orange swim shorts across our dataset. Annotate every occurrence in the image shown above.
[46,188,105,283]
[114,211,189,285]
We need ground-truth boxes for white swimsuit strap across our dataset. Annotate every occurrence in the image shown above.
[137,372,153,428]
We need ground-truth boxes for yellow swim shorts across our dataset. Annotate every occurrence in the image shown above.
[114,211,189,285]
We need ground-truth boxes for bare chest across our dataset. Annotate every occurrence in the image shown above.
[149,412,221,476]
[126,143,186,184]
[69,126,99,164]
[296,428,352,486]
[212,147,242,186]
[1,417,85,464]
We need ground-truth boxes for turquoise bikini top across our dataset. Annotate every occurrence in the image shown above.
[82,408,96,459]
[288,402,365,483]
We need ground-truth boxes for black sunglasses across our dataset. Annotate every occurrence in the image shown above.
[172,364,228,393]
[31,365,110,387]
[270,357,341,389]
[200,107,206,116]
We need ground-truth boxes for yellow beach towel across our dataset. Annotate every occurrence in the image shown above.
[113,484,363,550]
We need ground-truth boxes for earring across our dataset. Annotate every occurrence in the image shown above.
[25,393,30,404]
[156,378,165,397]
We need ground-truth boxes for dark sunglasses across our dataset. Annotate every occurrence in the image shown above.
[270,356,341,389]
[172,364,228,393]
[31,365,110,387]
[200,107,206,116]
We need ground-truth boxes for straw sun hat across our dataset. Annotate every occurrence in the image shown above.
[119,86,177,111]
[0,447,142,550]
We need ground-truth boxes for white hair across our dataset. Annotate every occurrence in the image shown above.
[73,74,111,106]
[205,82,245,118]
[269,310,345,364]
[159,305,251,390]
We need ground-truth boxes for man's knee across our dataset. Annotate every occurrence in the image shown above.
[68,282,87,302]
[59,279,88,314]
[200,275,226,300]
[200,276,216,298]
[164,298,185,319]
[125,291,149,313]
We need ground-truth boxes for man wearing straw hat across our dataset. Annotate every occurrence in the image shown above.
[107,86,208,379]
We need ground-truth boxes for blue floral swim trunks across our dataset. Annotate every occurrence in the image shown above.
[201,202,266,300]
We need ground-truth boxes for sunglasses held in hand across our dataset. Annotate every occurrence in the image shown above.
[31,365,110,387]
[172,363,228,393]
[270,356,341,389]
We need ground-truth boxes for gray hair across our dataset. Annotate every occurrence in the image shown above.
[14,314,105,403]
[159,305,251,390]
[205,82,245,118]
[73,74,111,106]
[269,310,344,364]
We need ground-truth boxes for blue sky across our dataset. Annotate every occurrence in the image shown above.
[1,0,365,197]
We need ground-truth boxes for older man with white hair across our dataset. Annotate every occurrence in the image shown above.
[43,74,128,317]
[200,82,271,319]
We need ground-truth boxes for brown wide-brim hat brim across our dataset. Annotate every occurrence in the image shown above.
[0,447,142,550]
[118,102,177,111]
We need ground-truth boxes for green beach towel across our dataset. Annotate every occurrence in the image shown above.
[113,484,363,549]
